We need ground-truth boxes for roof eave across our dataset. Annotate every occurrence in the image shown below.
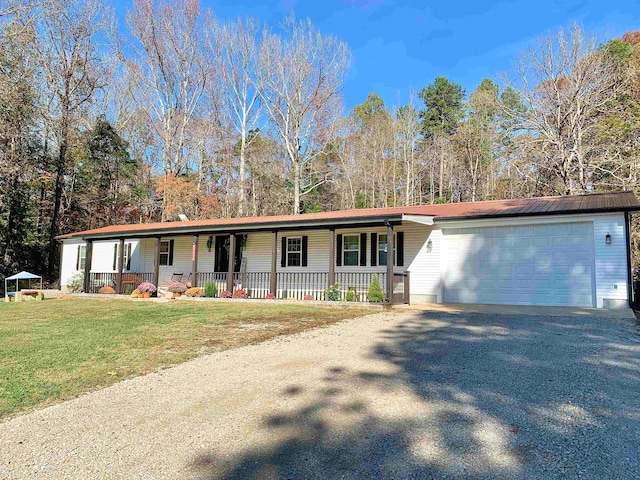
[58,214,406,241]
[434,205,640,222]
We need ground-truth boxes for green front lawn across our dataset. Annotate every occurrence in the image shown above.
[0,298,370,418]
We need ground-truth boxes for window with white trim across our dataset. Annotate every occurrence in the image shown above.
[159,240,170,266]
[378,234,396,266]
[78,245,86,270]
[343,234,359,266]
[113,243,133,271]
[287,237,302,267]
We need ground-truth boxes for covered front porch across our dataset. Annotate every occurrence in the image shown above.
[79,222,418,304]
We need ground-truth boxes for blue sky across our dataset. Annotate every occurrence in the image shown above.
[113,0,640,111]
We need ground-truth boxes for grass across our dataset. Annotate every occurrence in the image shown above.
[0,298,371,419]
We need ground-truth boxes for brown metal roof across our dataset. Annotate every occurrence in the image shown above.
[58,191,640,240]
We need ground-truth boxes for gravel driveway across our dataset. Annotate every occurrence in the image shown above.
[1,309,639,479]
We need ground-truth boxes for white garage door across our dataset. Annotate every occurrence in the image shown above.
[443,222,595,307]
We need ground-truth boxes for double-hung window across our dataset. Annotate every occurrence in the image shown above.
[287,237,302,267]
[159,241,170,266]
[342,235,359,266]
[112,243,133,271]
[78,245,87,270]
[378,234,396,266]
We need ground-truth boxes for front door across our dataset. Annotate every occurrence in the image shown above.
[214,235,244,272]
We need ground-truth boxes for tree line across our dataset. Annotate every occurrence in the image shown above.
[1,0,640,283]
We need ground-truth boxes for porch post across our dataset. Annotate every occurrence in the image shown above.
[386,222,394,303]
[153,236,161,290]
[83,239,93,293]
[227,233,236,293]
[270,230,278,297]
[192,234,199,287]
[328,228,335,287]
[116,238,125,294]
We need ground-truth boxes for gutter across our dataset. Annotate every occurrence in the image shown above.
[58,214,406,241]
[434,206,640,222]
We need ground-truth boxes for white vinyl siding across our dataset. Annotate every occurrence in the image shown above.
[593,214,628,307]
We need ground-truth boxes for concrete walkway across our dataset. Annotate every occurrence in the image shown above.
[1,310,639,479]
[400,302,637,319]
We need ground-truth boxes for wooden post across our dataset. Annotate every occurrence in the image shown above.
[270,231,278,297]
[83,239,93,293]
[328,228,335,287]
[404,272,410,304]
[191,234,199,287]
[116,238,125,294]
[386,223,394,303]
[227,233,236,293]
[153,236,161,291]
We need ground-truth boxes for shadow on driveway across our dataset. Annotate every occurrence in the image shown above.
[192,312,640,479]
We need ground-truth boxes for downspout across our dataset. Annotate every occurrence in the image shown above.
[624,211,634,308]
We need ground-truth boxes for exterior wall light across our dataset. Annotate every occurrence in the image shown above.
[426,239,433,252]
[605,233,612,245]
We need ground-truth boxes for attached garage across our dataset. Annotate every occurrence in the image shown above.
[442,222,596,307]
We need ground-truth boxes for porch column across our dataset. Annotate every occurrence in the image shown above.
[328,228,335,287]
[116,238,125,294]
[227,233,236,293]
[270,230,278,297]
[191,234,199,287]
[386,222,394,303]
[83,239,93,293]
[153,236,161,290]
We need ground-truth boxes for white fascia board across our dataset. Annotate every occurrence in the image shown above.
[402,215,435,226]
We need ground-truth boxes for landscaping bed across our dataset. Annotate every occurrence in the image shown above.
[0,298,371,418]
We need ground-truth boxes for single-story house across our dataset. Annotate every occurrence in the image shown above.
[57,191,639,308]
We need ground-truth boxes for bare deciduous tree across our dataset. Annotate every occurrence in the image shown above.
[258,15,351,214]
[122,0,207,190]
[509,24,619,194]
[206,16,264,217]
[32,0,109,275]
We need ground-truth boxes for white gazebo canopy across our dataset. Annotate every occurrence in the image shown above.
[4,271,43,295]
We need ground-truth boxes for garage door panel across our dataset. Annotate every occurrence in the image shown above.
[443,222,594,307]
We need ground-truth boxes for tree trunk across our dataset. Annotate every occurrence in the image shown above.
[238,131,246,216]
[47,105,69,279]
[293,161,301,214]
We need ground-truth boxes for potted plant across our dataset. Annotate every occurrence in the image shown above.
[137,282,157,299]
[168,281,187,297]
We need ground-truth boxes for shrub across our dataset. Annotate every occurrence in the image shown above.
[124,284,135,295]
[220,290,232,298]
[204,282,218,298]
[232,288,248,299]
[66,272,84,293]
[265,293,276,300]
[303,294,314,301]
[185,287,204,297]
[167,281,187,294]
[98,286,116,295]
[137,282,157,294]
[131,288,141,298]
[324,283,341,302]
[367,274,385,303]
[345,289,357,302]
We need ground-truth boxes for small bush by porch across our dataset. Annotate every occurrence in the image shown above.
[0,299,371,419]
